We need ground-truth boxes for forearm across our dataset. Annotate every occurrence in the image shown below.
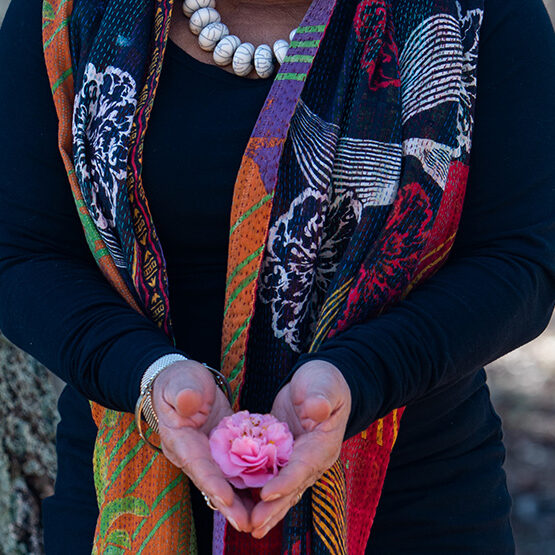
[293,245,554,438]
[0,0,188,413]
[0,253,186,413]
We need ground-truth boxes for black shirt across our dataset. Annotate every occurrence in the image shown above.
[0,0,553,552]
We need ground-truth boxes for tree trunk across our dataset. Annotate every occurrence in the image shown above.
[0,334,59,555]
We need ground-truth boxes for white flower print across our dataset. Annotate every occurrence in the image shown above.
[454,2,484,160]
[72,63,137,266]
[258,188,361,352]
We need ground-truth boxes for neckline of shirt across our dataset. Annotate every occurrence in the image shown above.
[166,38,276,87]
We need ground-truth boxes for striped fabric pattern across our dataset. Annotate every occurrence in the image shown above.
[277,24,327,81]
[289,99,340,192]
[400,14,463,123]
[402,137,453,190]
[332,138,403,207]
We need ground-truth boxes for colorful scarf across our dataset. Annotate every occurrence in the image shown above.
[42,0,484,552]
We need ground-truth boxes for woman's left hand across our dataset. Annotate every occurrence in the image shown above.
[250,360,351,539]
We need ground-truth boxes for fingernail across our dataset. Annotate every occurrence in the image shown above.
[228,517,242,533]
[260,515,272,530]
[264,493,281,502]
[214,496,228,507]
[254,525,270,539]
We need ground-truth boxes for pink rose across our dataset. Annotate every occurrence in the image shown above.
[209,411,294,489]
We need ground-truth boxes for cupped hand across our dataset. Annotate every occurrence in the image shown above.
[152,360,251,533]
[250,360,351,539]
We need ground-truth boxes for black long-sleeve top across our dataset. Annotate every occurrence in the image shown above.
[0,0,554,454]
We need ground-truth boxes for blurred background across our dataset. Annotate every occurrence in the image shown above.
[0,0,553,553]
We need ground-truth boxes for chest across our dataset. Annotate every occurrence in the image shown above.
[141,37,273,257]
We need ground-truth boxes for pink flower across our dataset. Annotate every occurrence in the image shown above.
[209,411,294,489]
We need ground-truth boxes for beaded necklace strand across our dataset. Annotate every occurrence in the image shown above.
[182,0,298,78]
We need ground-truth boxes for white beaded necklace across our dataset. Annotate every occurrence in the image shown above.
[182,0,297,78]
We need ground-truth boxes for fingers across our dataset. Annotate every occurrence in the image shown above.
[191,464,251,533]
[202,490,252,534]
[254,361,351,538]
[161,427,252,533]
[192,464,251,533]
[250,488,304,539]
[249,421,343,538]
[259,437,327,505]
[151,362,248,531]
[186,457,235,507]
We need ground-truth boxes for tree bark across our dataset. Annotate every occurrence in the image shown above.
[0,334,59,555]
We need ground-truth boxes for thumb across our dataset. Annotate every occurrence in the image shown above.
[291,362,342,430]
[160,365,211,419]
[300,393,333,431]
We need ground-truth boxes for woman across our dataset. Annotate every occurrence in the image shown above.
[0,0,553,552]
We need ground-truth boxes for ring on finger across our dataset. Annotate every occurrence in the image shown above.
[295,491,303,504]
[202,491,218,511]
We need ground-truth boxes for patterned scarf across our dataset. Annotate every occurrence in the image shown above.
[42,0,483,552]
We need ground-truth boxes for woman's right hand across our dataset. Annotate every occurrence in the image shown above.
[151,359,251,533]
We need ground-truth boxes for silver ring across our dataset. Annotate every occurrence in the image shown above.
[202,491,218,511]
